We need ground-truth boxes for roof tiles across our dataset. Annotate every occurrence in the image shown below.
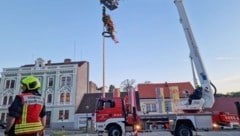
[138,82,194,98]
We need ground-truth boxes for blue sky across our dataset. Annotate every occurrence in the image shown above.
[0,0,239,94]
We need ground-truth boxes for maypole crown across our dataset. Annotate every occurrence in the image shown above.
[100,0,119,10]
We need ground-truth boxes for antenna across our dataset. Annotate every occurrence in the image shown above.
[31,54,35,63]
[73,41,76,61]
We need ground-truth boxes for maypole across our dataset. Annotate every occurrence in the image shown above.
[100,0,119,98]
[102,6,106,98]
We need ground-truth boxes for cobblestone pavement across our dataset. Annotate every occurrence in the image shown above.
[44,130,240,136]
[0,129,239,136]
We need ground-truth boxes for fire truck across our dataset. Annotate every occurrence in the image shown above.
[212,112,240,129]
[94,88,141,136]
[95,0,240,136]
[168,0,240,135]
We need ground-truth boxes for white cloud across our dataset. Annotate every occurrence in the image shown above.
[215,57,240,61]
[216,74,240,83]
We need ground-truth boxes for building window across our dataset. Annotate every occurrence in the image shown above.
[0,113,6,121]
[59,110,64,120]
[3,96,8,105]
[66,93,70,102]
[59,92,71,104]
[66,77,71,86]
[2,95,14,105]
[5,79,15,89]
[60,93,64,103]
[47,77,54,87]
[61,76,72,87]
[146,103,157,113]
[8,96,13,105]
[64,110,69,120]
[47,94,52,104]
[58,110,69,120]
[165,101,172,112]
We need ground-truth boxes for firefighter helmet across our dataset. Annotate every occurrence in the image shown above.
[21,76,41,91]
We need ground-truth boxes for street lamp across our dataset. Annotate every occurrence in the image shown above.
[85,105,89,136]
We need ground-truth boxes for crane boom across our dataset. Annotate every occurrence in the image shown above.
[174,0,215,109]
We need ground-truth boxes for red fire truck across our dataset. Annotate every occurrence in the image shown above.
[94,89,141,136]
[212,112,240,129]
[95,1,240,136]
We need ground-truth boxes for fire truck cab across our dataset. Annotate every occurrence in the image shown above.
[95,97,125,135]
[94,92,141,136]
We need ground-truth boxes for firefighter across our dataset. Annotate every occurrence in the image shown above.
[188,85,203,105]
[4,76,46,136]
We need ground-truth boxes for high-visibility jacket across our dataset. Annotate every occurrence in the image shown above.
[14,93,44,135]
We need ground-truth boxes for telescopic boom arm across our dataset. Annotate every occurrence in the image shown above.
[174,0,215,109]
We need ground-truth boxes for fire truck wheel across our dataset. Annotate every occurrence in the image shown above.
[176,125,193,136]
[108,125,122,136]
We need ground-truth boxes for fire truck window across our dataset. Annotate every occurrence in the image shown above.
[110,101,115,107]
[97,100,103,110]
[104,102,111,108]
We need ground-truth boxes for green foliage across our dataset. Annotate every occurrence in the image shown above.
[215,93,227,97]
[215,91,240,97]
[227,91,240,97]
[52,131,66,136]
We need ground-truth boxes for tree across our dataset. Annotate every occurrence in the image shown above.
[215,91,240,97]
[120,79,136,92]
[215,93,227,97]
[227,91,240,97]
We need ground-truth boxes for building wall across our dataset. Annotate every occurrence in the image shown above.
[140,98,175,114]
[75,62,89,112]
[0,58,89,129]
[89,81,98,93]
[138,82,194,114]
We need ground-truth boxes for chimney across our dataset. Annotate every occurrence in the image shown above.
[47,60,51,65]
[64,58,71,64]
[165,82,168,87]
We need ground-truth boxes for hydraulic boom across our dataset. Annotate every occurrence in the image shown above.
[174,0,216,110]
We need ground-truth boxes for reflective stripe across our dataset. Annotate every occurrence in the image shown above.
[15,123,44,135]
[22,104,27,124]
[14,94,44,135]
[15,113,44,134]
[15,126,43,134]
[15,122,43,128]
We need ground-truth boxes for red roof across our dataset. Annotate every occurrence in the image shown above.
[137,82,194,99]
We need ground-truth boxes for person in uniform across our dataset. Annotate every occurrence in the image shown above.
[4,76,46,136]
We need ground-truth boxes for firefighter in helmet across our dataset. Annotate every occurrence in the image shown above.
[5,76,46,136]
[188,85,203,104]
